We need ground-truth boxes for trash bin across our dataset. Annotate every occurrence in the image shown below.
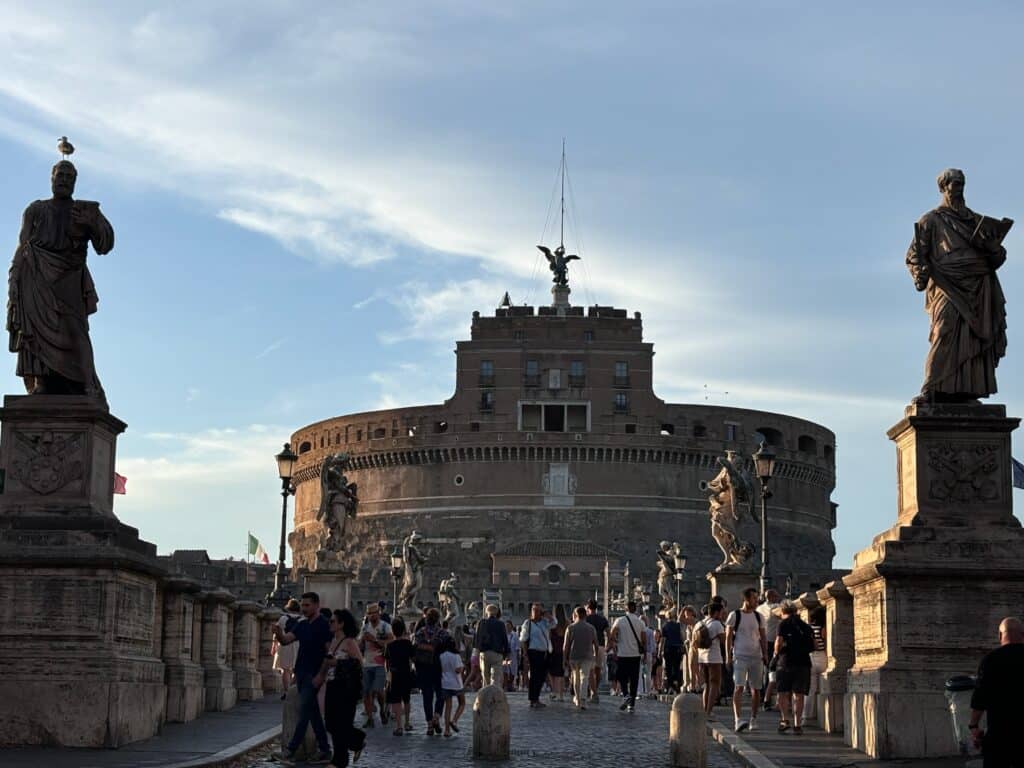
[944,675,981,756]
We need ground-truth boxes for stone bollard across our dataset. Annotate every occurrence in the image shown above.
[281,684,317,760]
[670,693,706,768]
[473,684,510,761]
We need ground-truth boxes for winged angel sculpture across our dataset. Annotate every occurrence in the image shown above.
[705,450,758,570]
[536,245,579,287]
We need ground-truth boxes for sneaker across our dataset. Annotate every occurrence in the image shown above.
[404,722,414,732]
[271,750,297,767]
[619,701,629,711]
[626,703,635,712]
[735,719,749,733]
[749,718,759,731]
[778,720,790,733]
[793,725,804,735]
[353,748,362,764]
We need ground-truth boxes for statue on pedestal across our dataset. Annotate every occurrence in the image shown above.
[705,450,757,570]
[397,531,427,612]
[8,139,115,401]
[316,453,358,554]
[537,245,579,287]
[906,168,1013,403]
[437,571,462,624]
[655,540,681,610]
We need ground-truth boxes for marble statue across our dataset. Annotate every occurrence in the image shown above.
[906,168,1013,403]
[316,453,358,552]
[706,450,757,570]
[8,139,114,401]
[398,531,427,611]
[656,540,681,608]
[438,571,462,623]
[536,245,579,287]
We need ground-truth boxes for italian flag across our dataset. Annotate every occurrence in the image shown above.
[248,532,270,564]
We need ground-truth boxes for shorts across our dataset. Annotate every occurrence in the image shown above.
[732,656,764,689]
[362,665,386,693]
[441,687,464,700]
[776,666,811,695]
[595,647,607,674]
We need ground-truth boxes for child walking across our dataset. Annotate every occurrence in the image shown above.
[439,637,465,737]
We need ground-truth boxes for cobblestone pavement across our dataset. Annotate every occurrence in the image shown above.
[247,692,743,768]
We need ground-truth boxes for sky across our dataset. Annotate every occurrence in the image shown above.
[1,1,1023,568]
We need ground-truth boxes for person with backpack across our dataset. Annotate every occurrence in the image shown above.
[413,607,449,735]
[695,602,727,715]
[725,587,768,732]
[610,600,647,712]
[319,609,365,768]
[774,601,814,734]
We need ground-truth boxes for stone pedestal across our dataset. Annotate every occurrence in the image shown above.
[815,580,853,734]
[258,608,284,695]
[162,576,206,723]
[796,592,823,723]
[551,284,571,312]
[232,601,264,701]
[705,567,757,611]
[843,403,1024,759]
[0,395,168,747]
[472,684,510,760]
[670,693,706,768]
[304,567,354,611]
[200,589,238,712]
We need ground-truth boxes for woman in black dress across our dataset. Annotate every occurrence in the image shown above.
[320,609,365,768]
[385,617,414,735]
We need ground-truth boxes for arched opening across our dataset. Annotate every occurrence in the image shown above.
[660,423,675,436]
[824,444,835,462]
[545,563,564,585]
[798,435,817,454]
[298,441,312,454]
[754,426,783,447]
[693,423,707,438]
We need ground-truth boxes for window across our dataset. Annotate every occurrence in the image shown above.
[548,368,561,390]
[798,435,817,454]
[755,426,783,447]
[726,423,737,442]
[546,564,563,585]
[614,361,629,386]
[372,427,386,439]
[614,393,629,413]
[693,423,707,438]
[525,359,539,387]
[480,391,495,411]
[566,405,588,431]
[625,423,637,434]
[298,441,312,454]
[356,429,363,441]
[520,402,589,432]
[470,422,480,432]
[584,330,594,342]
[520,403,541,430]
[569,361,585,387]
[824,444,835,462]
[660,423,675,436]
[543,404,565,432]
[479,360,494,386]
[434,421,448,433]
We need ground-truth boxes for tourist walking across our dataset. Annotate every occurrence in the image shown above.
[439,637,466,737]
[272,598,301,698]
[680,605,699,692]
[475,604,509,687]
[271,592,333,765]
[520,603,552,708]
[384,616,414,735]
[774,601,814,734]
[320,609,365,768]
[413,607,449,735]
[725,587,768,732]
[660,609,684,694]
[504,619,520,691]
[696,602,726,715]
[806,606,827,725]
[757,589,783,709]
[970,617,1024,767]
[360,603,394,728]
[563,605,598,709]
[585,600,609,702]
[642,616,657,696]
[548,606,568,702]
[610,600,646,712]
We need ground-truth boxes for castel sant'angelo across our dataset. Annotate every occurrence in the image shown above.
[287,240,839,620]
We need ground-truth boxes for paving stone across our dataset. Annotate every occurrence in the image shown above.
[249,692,743,767]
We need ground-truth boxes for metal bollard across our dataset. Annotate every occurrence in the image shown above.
[473,684,511,761]
[670,692,706,768]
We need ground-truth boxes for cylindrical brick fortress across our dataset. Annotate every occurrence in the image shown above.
[289,302,836,619]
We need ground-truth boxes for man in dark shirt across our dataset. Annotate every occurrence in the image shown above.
[585,600,610,702]
[475,604,510,687]
[660,610,684,694]
[272,591,333,764]
[970,617,1024,767]
[774,601,812,734]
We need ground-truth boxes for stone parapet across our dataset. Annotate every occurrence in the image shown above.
[162,575,205,723]
[815,579,852,734]
[200,588,238,712]
[232,601,265,701]
[258,608,284,695]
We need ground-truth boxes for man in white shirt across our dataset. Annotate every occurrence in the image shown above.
[697,602,726,715]
[726,587,768,732]
[360,603,394,728]
[756,589,783,709]
[610,600,647,712]
[519,603,553,708]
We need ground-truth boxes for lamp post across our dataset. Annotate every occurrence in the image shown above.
[673,550,688,610]
[389,545,404,613]
[267,442,298,608]
[752,441,777,596]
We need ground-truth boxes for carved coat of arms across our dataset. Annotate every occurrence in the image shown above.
[12,430,84,494]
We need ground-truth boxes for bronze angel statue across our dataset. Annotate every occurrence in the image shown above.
[705,450,758,570]
[536,244,579,287]
[316,453,358,552]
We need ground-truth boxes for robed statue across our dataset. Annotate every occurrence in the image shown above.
[705,450,758,570]
[437,571,462,624]
[906,168,1012,403]
[8,141,114,401]
[397,531,427,612]
[316,453,358,552]
[655,540,681,608]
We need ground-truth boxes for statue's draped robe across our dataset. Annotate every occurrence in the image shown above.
[906,205,1007,399]
[8,199,113,393]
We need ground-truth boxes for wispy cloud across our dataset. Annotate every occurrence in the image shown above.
[254,337,287,360]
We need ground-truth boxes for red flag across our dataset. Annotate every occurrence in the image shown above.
[113,472,127,495]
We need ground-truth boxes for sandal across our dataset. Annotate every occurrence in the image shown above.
[449,722,460,733]
[778,720,790,733]
[404,722,413,732]
[393,728,403,736]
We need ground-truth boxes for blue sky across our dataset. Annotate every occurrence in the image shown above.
[1,1,1023,567]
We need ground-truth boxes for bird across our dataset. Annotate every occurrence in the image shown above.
[57,136,74,158]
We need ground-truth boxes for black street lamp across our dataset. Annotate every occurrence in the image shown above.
[267,442,298,608]
[672,550,688,610]
[389,545,404,612]
[752,442,777,596]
